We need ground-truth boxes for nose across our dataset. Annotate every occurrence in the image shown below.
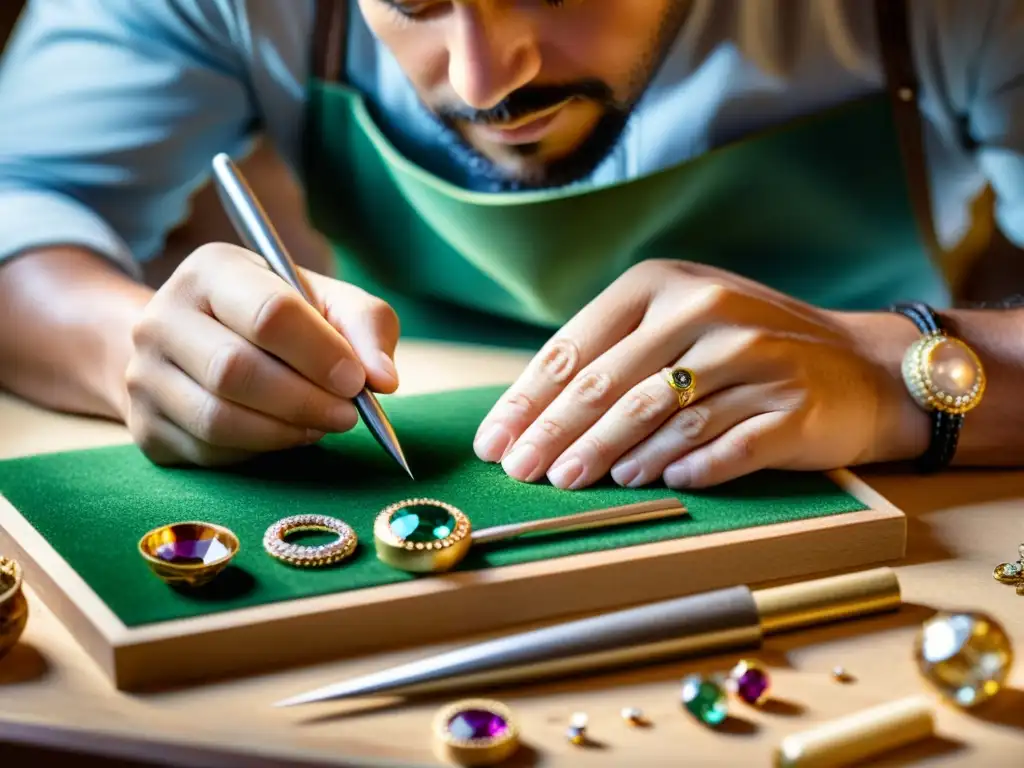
[447,8,541,111]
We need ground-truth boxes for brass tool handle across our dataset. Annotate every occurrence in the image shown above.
[470,498,687,545]
[753,567,901,635]
[774,695,934,767]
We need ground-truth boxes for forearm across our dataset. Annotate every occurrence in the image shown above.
[0,248,152,422]
[844,306,1024,468]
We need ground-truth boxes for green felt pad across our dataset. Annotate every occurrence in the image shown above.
[0,386,867,627]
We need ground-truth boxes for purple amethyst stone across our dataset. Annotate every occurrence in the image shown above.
[448,709,508,741]
[732,661,770,705]
[155,537,231,566]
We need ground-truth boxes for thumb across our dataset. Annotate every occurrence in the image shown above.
[306,272,401,394]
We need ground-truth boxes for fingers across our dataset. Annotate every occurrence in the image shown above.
[661,410,794,488]
[127,355,323,459]
[473,274,650,463]
[141,305,359,434]
[493,325,686,484]
[312,274,402,394]
[509,325,776,487]
[129,406,255,468]
[188,244,367,400]
[609,383,778,488]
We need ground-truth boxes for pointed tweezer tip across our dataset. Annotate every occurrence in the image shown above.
[272,693,316,708]
[393,452,414,480]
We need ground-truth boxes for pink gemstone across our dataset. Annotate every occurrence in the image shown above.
[930,340,977,397]
[734,666,770,705]
[448,709,508,740]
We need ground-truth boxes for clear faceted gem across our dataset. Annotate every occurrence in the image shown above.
[930,340,979,398]
[447,709,508,741]
[621,706,644,724]
[681,674,728,726]
[389,505,456,543]
[914,611,1013,708]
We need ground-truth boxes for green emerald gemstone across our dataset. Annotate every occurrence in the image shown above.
[389,505,456,543]
[681,674,728,726]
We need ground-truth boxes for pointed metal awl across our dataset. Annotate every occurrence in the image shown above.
[210,153,412,479]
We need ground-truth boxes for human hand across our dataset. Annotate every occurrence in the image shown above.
[124,243,400,466]
[473,260,928,489]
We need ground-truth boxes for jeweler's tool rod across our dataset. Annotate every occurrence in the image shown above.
[210,153,412,479]
[470,498,688,545]
[273,568,900,707]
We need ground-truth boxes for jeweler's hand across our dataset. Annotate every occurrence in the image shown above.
[473,260,928,489]
[124,243,400,466]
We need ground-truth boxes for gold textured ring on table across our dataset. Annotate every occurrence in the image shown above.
[262,514,358,568]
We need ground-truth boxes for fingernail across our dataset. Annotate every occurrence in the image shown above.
[378,351,399,384]
[502,443,540,481]
[328,358,364,398]
[548,457,584,489]
[611,460,642,488]
[475,424,513,462]
[664,461,691,488]
[306,430,326,443]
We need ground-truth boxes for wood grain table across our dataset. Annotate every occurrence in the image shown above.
[1,340,1022,767]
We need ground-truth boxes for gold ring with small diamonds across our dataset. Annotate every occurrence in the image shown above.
[665,367,696,408]
[262,514,358,567]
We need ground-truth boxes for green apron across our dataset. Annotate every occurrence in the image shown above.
[300,1,947,350]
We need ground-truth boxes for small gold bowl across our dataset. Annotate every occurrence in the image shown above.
[138,521,239,588]
[0,557,28,661]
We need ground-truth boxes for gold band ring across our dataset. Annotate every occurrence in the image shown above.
[665,367,696,408]
[263,514,358,567]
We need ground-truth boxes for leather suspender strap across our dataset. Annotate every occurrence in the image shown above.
[312,0,345,82]
[874,0,941,261]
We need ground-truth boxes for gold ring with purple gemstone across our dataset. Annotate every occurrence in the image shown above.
[138,521,240,587]
[665,367,696,408]
[373,497,471,574]
[432,698,520,766]
[262,514,358,568]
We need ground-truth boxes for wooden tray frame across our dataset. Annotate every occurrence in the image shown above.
[0,469,905,692]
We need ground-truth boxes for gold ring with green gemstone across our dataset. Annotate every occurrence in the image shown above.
[665,367,696,408]
[373,498,472,573]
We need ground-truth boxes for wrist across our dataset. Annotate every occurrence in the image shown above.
[0,247,152,421]
[834,309,931,465]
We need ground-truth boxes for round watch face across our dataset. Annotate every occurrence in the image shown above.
[902,334,986,414]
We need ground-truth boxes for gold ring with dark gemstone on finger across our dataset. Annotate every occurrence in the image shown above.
[665,367,696,408]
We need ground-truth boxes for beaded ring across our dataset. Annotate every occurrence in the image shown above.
[262,514,358,567]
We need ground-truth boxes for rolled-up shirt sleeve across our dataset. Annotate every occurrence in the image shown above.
[0,0,256,279]
[969,3,1024,248]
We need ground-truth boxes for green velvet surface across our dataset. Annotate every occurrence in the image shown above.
[0,386,866,627]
